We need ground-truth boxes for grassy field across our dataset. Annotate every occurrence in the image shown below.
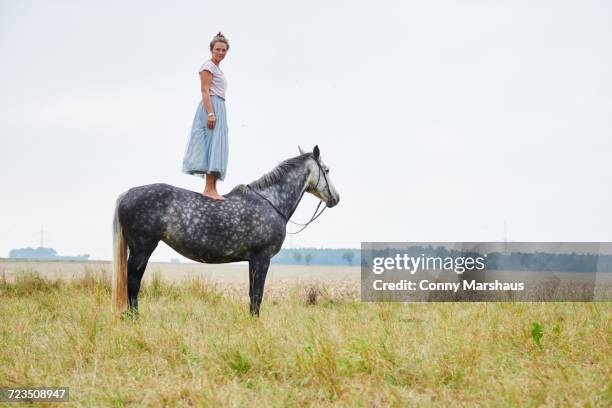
[0,267,610,407]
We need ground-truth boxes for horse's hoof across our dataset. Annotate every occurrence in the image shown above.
[249,309,260,318]
[121,310,139,321]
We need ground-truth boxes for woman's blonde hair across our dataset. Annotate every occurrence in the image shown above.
[210,32,230,51]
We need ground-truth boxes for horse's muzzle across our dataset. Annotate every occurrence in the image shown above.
[327,194,340,208]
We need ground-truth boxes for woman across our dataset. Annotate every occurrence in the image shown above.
[182,32,230,200]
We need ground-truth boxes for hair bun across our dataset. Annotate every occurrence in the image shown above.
[210,32,230,51]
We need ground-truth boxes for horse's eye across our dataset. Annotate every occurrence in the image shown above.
[325,168,330,174]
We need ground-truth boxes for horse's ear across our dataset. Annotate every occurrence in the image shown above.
[313,145,320,159]
[298,145,305,155]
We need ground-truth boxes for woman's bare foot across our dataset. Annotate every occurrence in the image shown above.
[202,190,226,200]
[203,173,225,200]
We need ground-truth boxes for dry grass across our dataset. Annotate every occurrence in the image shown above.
[0,269,611,407]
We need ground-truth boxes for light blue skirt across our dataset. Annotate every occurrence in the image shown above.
[182,95,229,180]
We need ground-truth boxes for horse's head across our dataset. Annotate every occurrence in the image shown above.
[299,145,340,208]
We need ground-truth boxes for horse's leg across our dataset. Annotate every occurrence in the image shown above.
[248,256,271,316]
[127,246,156,316]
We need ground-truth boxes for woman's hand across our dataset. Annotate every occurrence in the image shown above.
[207,113,216,129]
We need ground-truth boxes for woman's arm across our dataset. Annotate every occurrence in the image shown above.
[200,70,216,129]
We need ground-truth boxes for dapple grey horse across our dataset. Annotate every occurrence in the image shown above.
[112,146,339,316]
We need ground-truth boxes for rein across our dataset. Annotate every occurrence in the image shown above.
[246,157,332,234]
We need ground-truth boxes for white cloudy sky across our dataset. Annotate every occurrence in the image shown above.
[1,1,610,261]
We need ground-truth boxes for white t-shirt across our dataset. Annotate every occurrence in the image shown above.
[199,60,227,99]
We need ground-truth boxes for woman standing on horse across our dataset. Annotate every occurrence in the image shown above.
[182,32,230,200]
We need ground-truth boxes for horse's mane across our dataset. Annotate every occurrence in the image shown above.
[248,153,312,190]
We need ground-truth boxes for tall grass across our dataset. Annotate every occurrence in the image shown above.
[0,270,610,406]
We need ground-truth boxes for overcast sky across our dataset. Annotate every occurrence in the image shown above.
[1,1,610,261]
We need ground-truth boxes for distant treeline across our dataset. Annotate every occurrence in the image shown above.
[8,247,90,261]
[7,245,611,271]
[272,248,360,266]
[364,246,612,273]
[275,246,612,270]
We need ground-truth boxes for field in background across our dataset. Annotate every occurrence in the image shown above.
[0,263,610,406]
[0,260,359,284]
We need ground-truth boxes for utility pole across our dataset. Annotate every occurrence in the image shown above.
[503,221,508,255]
[33,225,51,248]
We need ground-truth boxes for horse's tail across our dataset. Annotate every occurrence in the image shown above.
[112,193,128,312]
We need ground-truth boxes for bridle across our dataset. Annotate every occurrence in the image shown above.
[246,157,333,234]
